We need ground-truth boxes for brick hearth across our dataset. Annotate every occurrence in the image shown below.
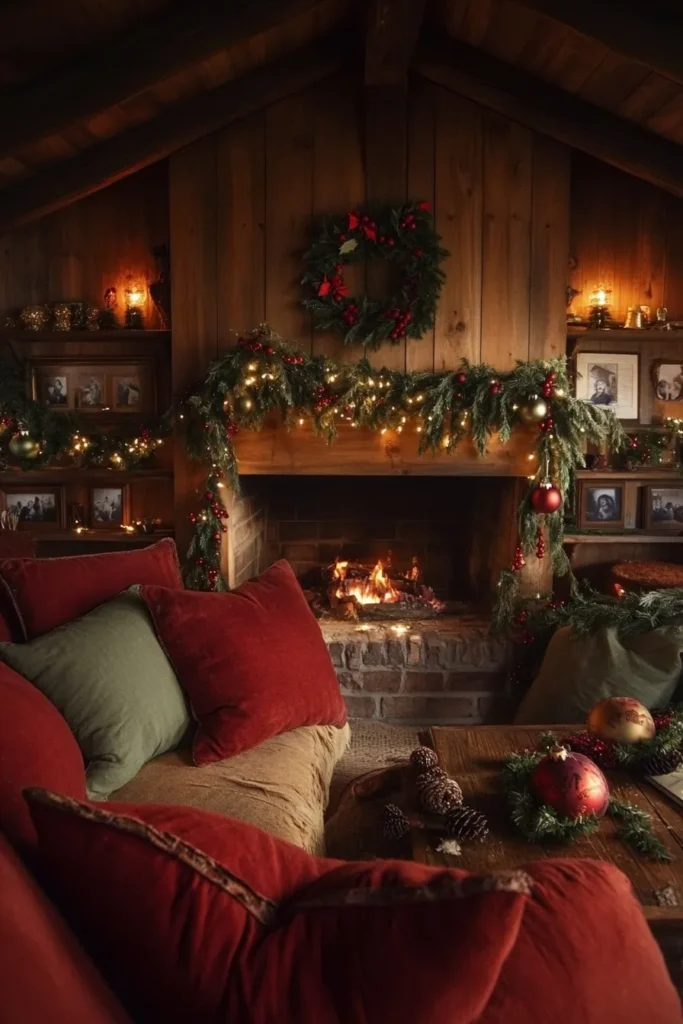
[320,616,511,724]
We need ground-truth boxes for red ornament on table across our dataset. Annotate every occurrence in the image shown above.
[530,745,610,818]
[530,482,562,514]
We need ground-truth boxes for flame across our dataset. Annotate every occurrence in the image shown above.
[332,558,400,605]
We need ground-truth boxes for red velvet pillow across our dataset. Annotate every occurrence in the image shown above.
[0,663,85,856]
[0,538,183,639]
[0,836,129,1024]
[141,560,347,763]
[25,791,680,1024]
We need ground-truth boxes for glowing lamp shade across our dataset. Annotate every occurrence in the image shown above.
[589,286,609,307]
[125,285,145,308]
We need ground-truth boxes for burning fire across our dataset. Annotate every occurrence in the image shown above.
[332,558,400,605]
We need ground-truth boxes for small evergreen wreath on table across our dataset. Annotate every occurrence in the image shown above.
[302,201,450,350]
[502,733,671,862]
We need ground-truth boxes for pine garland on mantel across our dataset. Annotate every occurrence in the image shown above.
[179,324,626,592]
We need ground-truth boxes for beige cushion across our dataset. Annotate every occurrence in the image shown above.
[112,724,350,855]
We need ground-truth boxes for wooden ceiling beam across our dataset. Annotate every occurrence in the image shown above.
[414,33,683,200]
[514,0,683,87]
[0,39,346,232]
[365,0,427,85]
[0,0,325,162]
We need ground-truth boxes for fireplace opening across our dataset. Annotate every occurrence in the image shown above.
[226,475,519,619]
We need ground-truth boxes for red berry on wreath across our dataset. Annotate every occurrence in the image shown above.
[379,235,385,244]
[387,238,395,247]
[489,380,501,395]
[653,712,674,730]
[213,531,222,542]
[414,248,424,257]
[455,371,467,384]
[204,491,214,501]
[196,557,205,566]
[339,234,347,242]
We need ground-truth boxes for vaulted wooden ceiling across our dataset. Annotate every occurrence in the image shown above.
[0,0,682,232]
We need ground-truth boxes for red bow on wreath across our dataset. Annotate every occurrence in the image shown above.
[348,211,377,242]
[317,276,331,297]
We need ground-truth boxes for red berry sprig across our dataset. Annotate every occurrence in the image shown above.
[489,380,502,395]
[512,544,526,571]
[541,371,556,398]
[535,526,545,560]
[560,732,618,770]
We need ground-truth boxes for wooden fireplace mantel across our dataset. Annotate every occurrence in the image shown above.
[232,420,539,476]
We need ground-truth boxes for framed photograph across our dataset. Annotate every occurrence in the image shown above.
[113,375,142,410]
[31,359,157,416]
[651,362,683,402]
[75,373,105,409]
[0,486,65,531]
[575,352,639,421]
[578,481,625,529]
[43,375,68,406]
[644,485,683,531]
[89,486,129,529]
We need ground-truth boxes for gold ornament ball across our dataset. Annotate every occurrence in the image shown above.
[518,396,548,425]
[8,433,41,460]
[587,696,655,745]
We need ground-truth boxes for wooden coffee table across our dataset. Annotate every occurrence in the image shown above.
[413,725,683,984]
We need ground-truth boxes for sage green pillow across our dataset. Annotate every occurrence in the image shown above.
[0,587,191,799]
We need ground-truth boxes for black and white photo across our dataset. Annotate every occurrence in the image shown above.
[652,363,683,402]
[44,375,67,405]
[114,376,141,408]
[91,487,125,526]
[76,374,104,408]
[1,487,64,531]
[578,482,625,529]
[575,352,639,421]
[645,486,683,530]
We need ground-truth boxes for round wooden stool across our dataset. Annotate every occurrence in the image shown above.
[612,561,683,591]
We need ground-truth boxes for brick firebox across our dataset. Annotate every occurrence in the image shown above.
[222,474,527,725]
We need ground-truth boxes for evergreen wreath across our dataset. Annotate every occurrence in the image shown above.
[502,734,671,861]
[302,201,449,349]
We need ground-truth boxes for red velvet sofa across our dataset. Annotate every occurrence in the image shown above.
[0,545,681,1023]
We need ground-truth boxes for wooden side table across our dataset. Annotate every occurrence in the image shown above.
[413,725,683,989]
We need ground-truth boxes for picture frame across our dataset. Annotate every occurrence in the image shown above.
[651,361,683,403]
[0,486,65,531]
[644,484,683,531]
[89,485,130,530]
[578,481,625,529]
[575,351,639,422]
[30,358,157,417]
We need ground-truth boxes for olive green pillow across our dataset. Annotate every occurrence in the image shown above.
[0,587,191,799]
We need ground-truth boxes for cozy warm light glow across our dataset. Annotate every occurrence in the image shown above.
[125,285,145,308]
[332,558,400,606]
[590,286,609,307]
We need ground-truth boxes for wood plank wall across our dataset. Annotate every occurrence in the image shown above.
[170,70,570,378]
[570,152,683,324]
[0,163,169,327]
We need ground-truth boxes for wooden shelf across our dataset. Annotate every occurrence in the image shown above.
[567,328,683,341]
[35,530,174,544]
[564,532,683,544]
[0,330,169,341]
[575,469,681,480]
[0,469,173,483]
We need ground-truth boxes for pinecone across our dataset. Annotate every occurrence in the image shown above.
[420,778,463,816]
[643,747,683,777]
[409,746,439,772]
[381,803,410,840]
[415,766,448,792]
[444,805,489,843]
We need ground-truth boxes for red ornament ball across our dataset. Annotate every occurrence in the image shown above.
[530,483,562,514]
[530,745,610,819]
